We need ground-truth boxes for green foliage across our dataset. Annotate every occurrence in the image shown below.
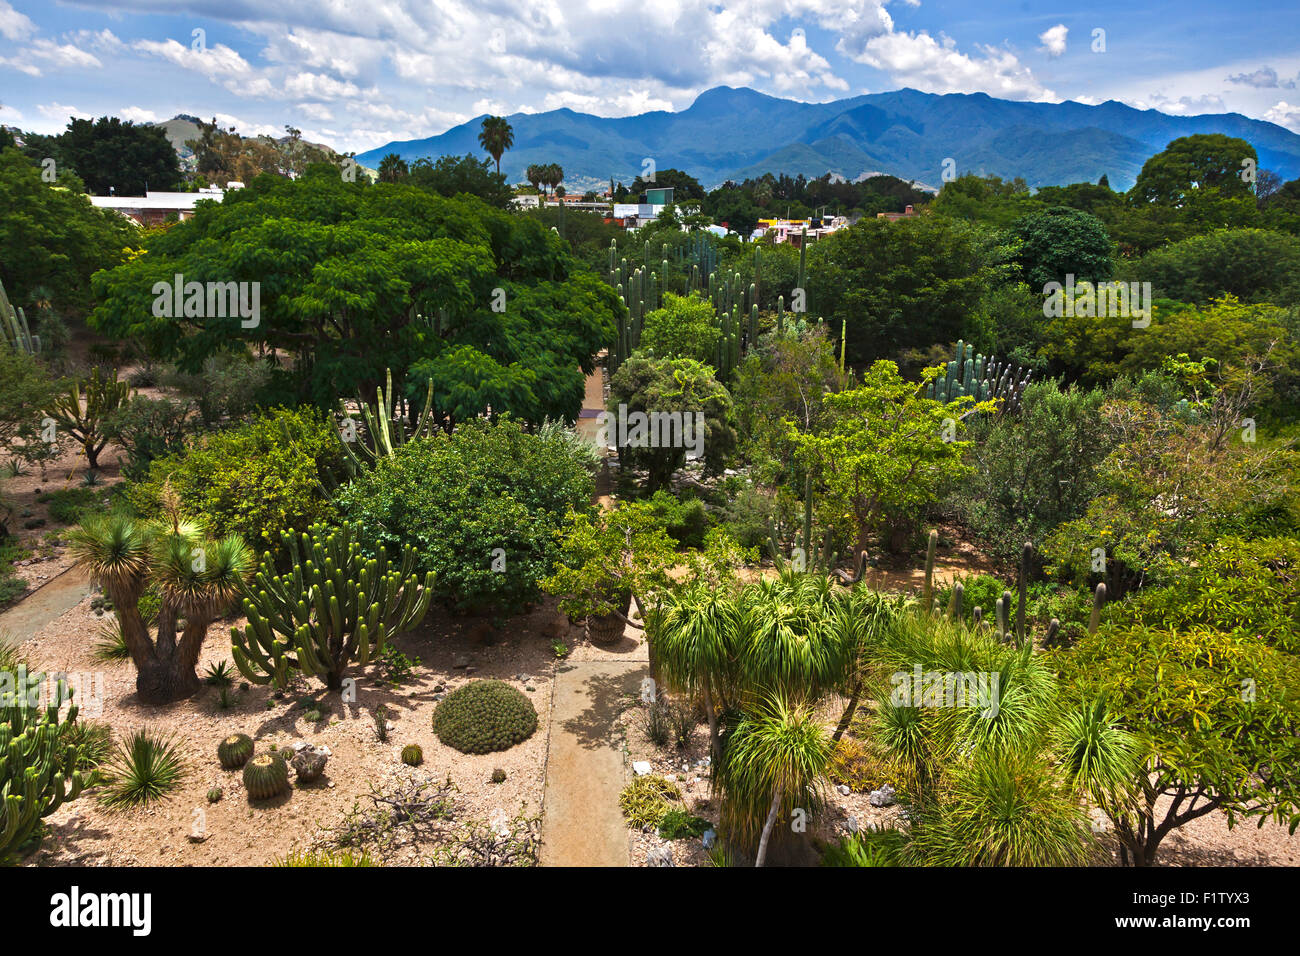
[242,752,290,800]
[43,116,182,196]
[638,293,722,364]
[1010,205,1114,289]
[657,809,711,840]
[0,345,61,471]
[644,491,712,548]
[217,733,254,770]
[1129,134,1258,208]
[337,416,595,613]
[159,352,272,426]
[90,171,616,415]
[231,522,434,691]
[0,148,136,315]
[39,487,105,526]
[433,680,538,755]
[277,848,375,866]
[0,663,88,862]
[100,729,186,809]
[949,380,1115,563]
[1058,625,1300,865]
[1135,228,1300,304]
[606,353,736,491]
[821,828,907,866]
[1114,536,1300,654]
[408,153,514,208]
[128,406,343,550]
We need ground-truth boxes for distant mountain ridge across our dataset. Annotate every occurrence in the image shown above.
[356,87,1300,192]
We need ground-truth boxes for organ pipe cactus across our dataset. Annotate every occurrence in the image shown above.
[0,672,88,862]
[926,340,1033,415]
[0,278,39,354]
[337,368,437,476]
[1089,583,1107,635]
[231,522,435,692]
[922,530,938,614]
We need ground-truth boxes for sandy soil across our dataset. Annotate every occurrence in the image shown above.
[13,595,575,867]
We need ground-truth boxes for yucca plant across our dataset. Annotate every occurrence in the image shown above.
[100,729,187,809]
[68,486,253,703]
[714,694,832,866]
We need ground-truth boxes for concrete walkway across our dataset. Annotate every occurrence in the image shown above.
[0,567,93,647]
[539,659,647,866]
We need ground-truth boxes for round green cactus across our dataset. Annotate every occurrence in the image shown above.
[242,752,290,800]
[400,744,423,766]
[432,680,538,755]
[217,733,254,770]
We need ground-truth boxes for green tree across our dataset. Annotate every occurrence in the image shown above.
[638,293,721,364]
[1010,206,1114,289]
[1135,228,1300,304]
[407,153,513,207]
[1129,134,1258,207]
[55,116,182,196]
[790,360,984,557]
[377,153,409,183]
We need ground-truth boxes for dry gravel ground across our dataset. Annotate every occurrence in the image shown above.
[12,595,574,867]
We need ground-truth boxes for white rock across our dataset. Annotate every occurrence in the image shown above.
[632,761,652,776]
[837,784,851,796]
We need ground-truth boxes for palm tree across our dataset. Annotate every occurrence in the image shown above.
[477,115,514,176]
[69,490,251,703]
[649,580,741,762]
[377,153,409,183]
[525,163,544,200]
[714,694,832,866]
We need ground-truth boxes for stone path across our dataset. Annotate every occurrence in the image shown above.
[539,658,646,866]
[0,567,93,647]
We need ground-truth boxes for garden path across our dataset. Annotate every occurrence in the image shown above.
[0,567,94,648]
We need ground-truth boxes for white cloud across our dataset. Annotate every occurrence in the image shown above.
[0,0,35,42]
[37,102,93,122]
[1264,101,1300,133]
[1038,24,1068,58]
[851,30,1056,101]
[119,106,160,123]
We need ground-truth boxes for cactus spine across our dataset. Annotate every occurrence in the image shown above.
[231,522,434,692]
[217,733,254,770]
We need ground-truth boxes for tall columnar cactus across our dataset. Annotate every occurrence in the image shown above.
[922,529,938,614]
[926,340,1033,415]
[1089,583,1107,635]
[1017,541,1031,647]
[337,368,437,476]
[231,522,435,691]
[0,279,40,354]
[44,366,130,470]
[0,672,88,862]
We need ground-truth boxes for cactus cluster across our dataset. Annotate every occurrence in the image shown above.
[231,522,434,692]
[0,672,87,862]
[336,368,438,476]
[926,340,1032,415]
[432,680,538,755]
[766,474,865,584]
[217,733,254,770]
[242,752,290,800]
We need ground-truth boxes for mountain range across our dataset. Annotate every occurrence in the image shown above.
[356,86,1300,193]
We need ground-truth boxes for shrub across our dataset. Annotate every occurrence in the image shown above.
[432,680,539,754]
[105,395,193,480]
[619,775,681,829]
[337,416,594,613]
[100,729,187,809]
[638,292,722,364]
[160,352,273,426]
[827,737,889,793]
[127,406,344,550]
[277,848,375,867]
[657,809,711,840]
[645,490,712,549]
[821,828,907,867]
[39,487,104,525]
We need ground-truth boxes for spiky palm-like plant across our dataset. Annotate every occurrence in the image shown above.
[649,580,741,762]
[714,695,832,866]
[68,490,252,704]
[477,115,514,175]
[43,366,131,470]
[100,729,187,810]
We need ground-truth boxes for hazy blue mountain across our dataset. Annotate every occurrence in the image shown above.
[357,87,1300,192]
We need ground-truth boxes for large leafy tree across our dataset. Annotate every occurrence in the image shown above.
[477,116,514,175]
[54,116,182,196]
[89,168,617,415]
[1129,134,1258,207]
[1009,206,1114,289]
[1135,228,1300,304]
[790,360,983,557]
[408,154,513,208]
[0,148,136,314]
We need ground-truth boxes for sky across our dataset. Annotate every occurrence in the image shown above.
[2,0,1299,153]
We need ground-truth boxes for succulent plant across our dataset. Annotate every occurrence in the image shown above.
[217,733,254,770]
[491,768,507,784]
[290,747,328,783]
[242,752,290,800]
[433,680,538,755]
[206,787,223,804]
[400,744,423,766]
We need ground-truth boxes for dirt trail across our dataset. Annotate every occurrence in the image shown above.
[0,567,94,647]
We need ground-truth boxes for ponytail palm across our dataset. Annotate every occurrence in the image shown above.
[737,572,854,703]
[649,580,741,761]
[715,694,832,866]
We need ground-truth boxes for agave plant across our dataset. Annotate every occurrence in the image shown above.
[68,487,252,704]
[100,729,187,810]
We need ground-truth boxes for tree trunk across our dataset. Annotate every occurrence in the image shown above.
[832,679,862,743]
[703,680,720,765]
[127,604,205,705]
[755,782,785,868]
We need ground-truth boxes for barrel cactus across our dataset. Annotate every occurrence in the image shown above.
[231,522,434,692]
[242,752,290,800]
[432,680,538,754]
[217,733,254,770]
[290,746,328,783]
[400,744,423,766]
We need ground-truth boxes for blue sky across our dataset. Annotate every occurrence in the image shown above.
[2,0,1298,153]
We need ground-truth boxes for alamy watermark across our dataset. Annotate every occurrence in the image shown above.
[596,404,705,459]
[1042,275,1151,328]
[151,274,260,328]
[890,665,1000,718]
[0,666,106,718]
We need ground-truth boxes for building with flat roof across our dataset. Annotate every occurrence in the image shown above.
[88,186,234,226]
